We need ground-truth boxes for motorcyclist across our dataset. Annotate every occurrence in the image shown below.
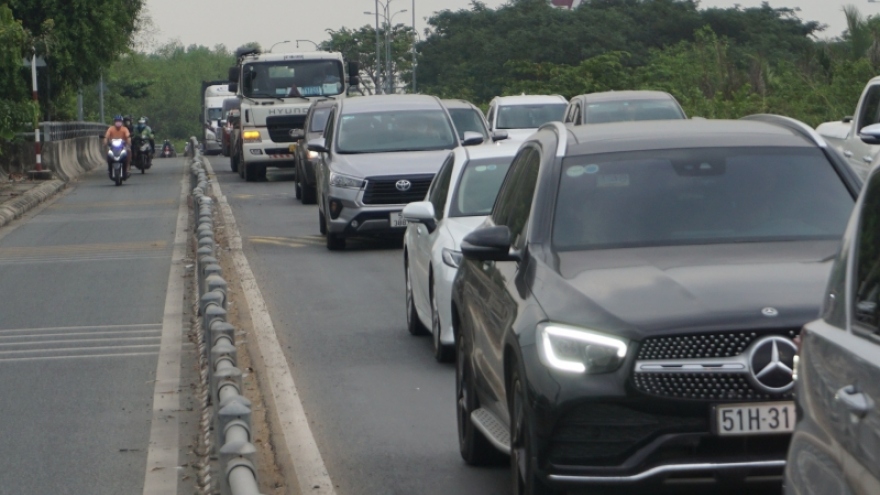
[134,117,156,165]
[161,139,175,157]
[104,115,131,179]
[123,115,134,136]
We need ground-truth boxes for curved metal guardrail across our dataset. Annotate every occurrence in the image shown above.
[189,137,264,495]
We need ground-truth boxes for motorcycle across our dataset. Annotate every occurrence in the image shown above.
[133,138,152,174]
[107,139,127,186]
[160,140,176,158]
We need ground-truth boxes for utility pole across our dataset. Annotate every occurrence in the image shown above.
[31,48,43,174]
[386,15,392,94]
[77,79,84,121]
[99,71,105,124]
[412,0,416,93]
[375,0,382,94]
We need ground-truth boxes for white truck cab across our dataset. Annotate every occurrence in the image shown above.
[816,76,880,180]
[228,48,359,181]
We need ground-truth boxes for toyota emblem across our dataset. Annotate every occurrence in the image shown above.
[395,180,412,192]
[747,336,797,393]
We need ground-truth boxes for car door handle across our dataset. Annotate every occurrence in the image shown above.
[864,155,873,163]
[835,385,875,418]
[844,150,854,158]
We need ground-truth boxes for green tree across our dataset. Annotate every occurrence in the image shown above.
[0,5,37,141]
[8,0,145,119]
[322,24,415,94]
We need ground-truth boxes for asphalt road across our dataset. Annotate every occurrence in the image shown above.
[0,159,194,495]
[213,162,510,495]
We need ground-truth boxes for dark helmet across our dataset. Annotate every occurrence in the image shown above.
[114,114,123,122]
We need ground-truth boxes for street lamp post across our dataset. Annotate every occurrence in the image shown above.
[296,40,320,50]
[412,0,416,93]
[367,1,407,94]
[268,40,291,52]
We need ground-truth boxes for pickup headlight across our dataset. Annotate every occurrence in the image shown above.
[329,172,365,189]
[242,130,262,143]
[442,248,462,268]
[537,323,628,374]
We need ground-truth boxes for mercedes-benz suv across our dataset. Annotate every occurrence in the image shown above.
[451,117,862,494]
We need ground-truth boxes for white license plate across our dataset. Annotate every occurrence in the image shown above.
[714,401,795,436]
[390,212,408,228]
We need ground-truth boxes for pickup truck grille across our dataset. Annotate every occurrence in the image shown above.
[363,175,433,205]
[266,115,306,143]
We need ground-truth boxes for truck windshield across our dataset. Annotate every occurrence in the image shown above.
[242,60,344,98]
[207,108,223,121]
[337,110,457,154]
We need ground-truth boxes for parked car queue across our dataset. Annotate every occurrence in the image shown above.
[232,89,878,495]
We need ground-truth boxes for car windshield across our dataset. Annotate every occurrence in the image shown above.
[309,107,332,132]
[336,110,457,154]
[449,157,515,217]
[448,108,489,140]
[242,60,344,98]
[553,147,855,250]
[497,103,566,129]
[584,99,685,123]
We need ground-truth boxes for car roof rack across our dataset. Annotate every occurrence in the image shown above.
[740,114,827,148]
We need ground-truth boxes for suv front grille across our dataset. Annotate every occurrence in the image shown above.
[362,175,433,205]
[266,115,306,143]
[548,404,706,466]
[633,329,800,401]
[637,329,800,360]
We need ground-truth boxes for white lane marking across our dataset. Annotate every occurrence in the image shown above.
[0,335,161,348]
[0,351,160,364]
[0,344,161,356]
[0,255,170,264]
[205,158,337,495]
[0,329,161,341]
[0,323,162,335]
[142,163,188,495]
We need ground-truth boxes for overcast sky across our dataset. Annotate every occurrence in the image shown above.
[142,0,863,52]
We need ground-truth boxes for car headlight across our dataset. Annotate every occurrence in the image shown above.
[242,130,262,143]
[537,323,628,374]
[442,248,462,268]
[308,150,320,160]
[329,172,365,189]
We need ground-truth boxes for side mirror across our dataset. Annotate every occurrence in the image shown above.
[461,226,519,261]
[307,137,329,154]
[348,61,360,86]
[491,131,509,142]
[462,131,485,147]
[228,66,239,83]
[402,201,436,232]
[228,82,238,93]
[843,116,854,124]
[859,123,880,145]
[289,128,305,140]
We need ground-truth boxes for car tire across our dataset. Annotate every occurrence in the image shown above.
[326,232,345,250]
[405,258,428,335]
[510,368,560,495]
[457,330,501,465]
[319,209,327,235]
[431,279,454,362]
[302,184,317,205]
[295,174,303,200]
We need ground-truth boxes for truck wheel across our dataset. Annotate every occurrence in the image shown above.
[256,165,268,182]
[244,163,255,182]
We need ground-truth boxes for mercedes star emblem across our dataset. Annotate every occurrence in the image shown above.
[747,336,797,393]
[762,307,779,317]
[395,180,412,192]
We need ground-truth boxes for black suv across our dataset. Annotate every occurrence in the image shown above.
[451,117,862,494]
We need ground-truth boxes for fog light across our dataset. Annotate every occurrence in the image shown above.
[329,199,342,219]
[249,149,263,155]
[351,220,359,228]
